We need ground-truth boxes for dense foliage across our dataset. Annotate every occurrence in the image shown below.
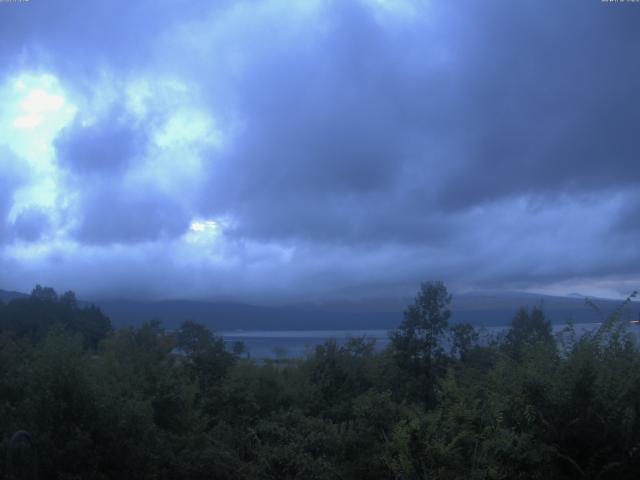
[1,283,640,479]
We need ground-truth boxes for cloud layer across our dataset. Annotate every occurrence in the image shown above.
[1,0,639,301]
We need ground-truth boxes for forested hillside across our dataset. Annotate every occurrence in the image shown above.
[1,283,640,479]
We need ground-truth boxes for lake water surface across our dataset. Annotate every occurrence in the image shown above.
[221,322,617,359]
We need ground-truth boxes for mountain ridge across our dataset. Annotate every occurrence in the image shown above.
[2,288,637,331]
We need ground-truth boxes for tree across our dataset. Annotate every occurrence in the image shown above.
[31,284,58,302]
[60,290,78,309]
[449,322,479,361]
[177,320,237,393]
[504,306,553,359]
[177,320,216,357]
[0,286,111,348]
[390,281,452,402]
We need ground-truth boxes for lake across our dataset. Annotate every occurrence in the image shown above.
[220,322,618,359]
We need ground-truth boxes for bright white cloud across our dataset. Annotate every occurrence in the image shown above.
[189,220,219,233]
[0,73,76,234]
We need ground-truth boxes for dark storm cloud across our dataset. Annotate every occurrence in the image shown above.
[12,207,51,243]
[72,181,191,245]
[0,146,27,244]
[0,187,12,244]
[0,0,225,80]
[52,102,188,245]
[434,1,640,211]
[200,1,449,245]
[614,193,640,235]
[196,0,640,252]
[55,106,146,175]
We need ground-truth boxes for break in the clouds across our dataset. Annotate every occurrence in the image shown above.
[1,0,639,301]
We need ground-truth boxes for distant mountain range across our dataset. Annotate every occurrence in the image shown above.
[2,288,638,331]
[0,289,28,303]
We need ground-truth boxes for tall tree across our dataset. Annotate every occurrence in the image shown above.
[390,281,451,402]
[504,306,553,359]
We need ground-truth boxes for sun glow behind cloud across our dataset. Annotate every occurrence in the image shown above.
[14,88,66,129]
[1,73,76,224]
[190,220,219,233]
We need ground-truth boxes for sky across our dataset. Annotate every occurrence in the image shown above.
[0,0,639,302]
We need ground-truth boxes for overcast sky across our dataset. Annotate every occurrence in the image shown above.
[0,0,639,302]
